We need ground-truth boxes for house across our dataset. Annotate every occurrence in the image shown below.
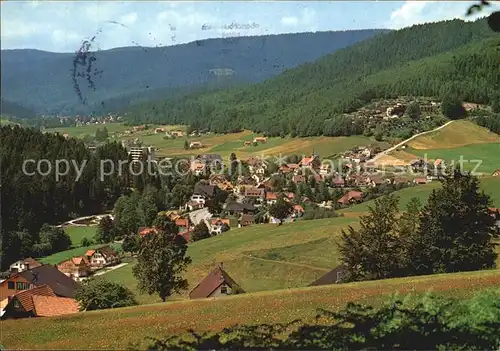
[320,164,332,178]
[171,130,185,137]
[333,177,345,188]
[299,154,319,169]
[413,177,428,185]
[175,218,190,233]
[266,192,278,205]
[190,141,203,149]
[492,170,500,177]
[309,265,348,286]
[292,175,306,184]
[1,285,79,319]
[194,183,217,198]
[224,202,257,215]
[154,127,165,134]
[210,218,231,235]
[184,201,205,211]
[0,265,80,303]
[293,205,305,218]
[239,214,254,227]
[337,191,364,206]
[279,164,292,174]
[57,256,91,278]
[85,246,120,269]
[244,141,252,146]
[367,175,389,187]
[244,187,265,201]
[434,159,445,168]
[253,136,267,143]
[190,160,206,176]
[9,258,42,273]
[189,263,245,299]
[138,227,159,238]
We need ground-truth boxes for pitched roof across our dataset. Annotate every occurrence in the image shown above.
[194,183,216,197]
[18,264,80,298]
[189,265,244,299]
[293,205,305,212]
[175,218,189,227]
[266,192,277,200]
[71,256,89,265]
[31,295,79,317]
[23,257,42,269]
[11,285,56,313]
[97,245,118,258]
[240,214,254,223]
[85,249,96,257]
[309,265,348,286]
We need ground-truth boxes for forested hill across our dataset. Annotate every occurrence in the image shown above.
[0,99,37,119]
[124,18,499,136]
[1,29,388,115]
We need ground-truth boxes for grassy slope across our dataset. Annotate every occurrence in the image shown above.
[387,120,500,174]
[46,123,389,159]
[3,269,500,349]
[64,226,97,246]
[341,176,500,214]
[105,216,356,304]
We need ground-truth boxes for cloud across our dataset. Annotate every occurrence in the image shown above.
[51,29,82,47]
[120,12,138,25]
[388,1,476,29]
[281,16,299,26]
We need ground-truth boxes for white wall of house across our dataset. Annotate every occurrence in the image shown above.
[208,283,232,297]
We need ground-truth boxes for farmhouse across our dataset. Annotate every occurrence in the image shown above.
[138,227,159,238]
[57,256,91,278]
[189,263,245,299]
[413,177,428,185]
[253,136,267,143]
[189,141,203,149]
[85,246,120,269]
[492,169,500,177]
[210,218,231,235]
[239,214,255,227]
[0,265,80,303]
[9,258,41,273]
[1,285,79,319]
[337,191,363,206]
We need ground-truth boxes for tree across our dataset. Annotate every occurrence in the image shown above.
[80,237,93,247]
[405,102,421,119]
[409,171,498,274]
[35,224,72,255]
[441,96,466,120]
[133,226,191,302]
[191,221,211,242]
[75,279,137,311]
[269,199,294,225]
[184,140,189,150]
[95,216,115,244]
[153,215,179,235]
[491,94,500,113]
[396,197,422,272]
[338,194,404,281]
[122,234,140,256]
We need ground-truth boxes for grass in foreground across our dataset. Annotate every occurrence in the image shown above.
[2,269,500,349]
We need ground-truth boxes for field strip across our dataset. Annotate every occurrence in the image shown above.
[240,254,331,272]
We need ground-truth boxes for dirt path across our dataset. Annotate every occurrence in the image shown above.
[240,254,331,272]
[368,120,455,163]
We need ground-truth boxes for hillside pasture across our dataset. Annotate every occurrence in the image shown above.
[3,269,500,349]
[103,216,357,304]
[64,226,97,246]
[40,242,121,265]
[406,120,500,150]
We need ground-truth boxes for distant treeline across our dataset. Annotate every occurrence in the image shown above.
[125,19,500,137]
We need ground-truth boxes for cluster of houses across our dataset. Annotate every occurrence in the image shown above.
[0,258,80,319]
[56,245,121,280]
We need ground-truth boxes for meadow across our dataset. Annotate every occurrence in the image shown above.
[46,123,389,160]
[64,226,97,246]
[2,269,500,349]
[40,242,121,265]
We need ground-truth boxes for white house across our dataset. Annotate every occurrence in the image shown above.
[190,194,206,205]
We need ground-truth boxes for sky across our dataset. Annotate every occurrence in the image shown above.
[1,1,497,53]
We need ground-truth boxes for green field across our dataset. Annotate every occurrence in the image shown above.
[40,242,121,265]
[103,216,356,304]
[409,143,500,175]
[45,123,389,159]
[3,269,500,349]
[64,226,97,246]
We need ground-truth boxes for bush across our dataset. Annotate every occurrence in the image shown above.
[75,279,137,311]
[80,237,93,247]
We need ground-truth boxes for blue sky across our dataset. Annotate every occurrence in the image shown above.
[1,1,496,53]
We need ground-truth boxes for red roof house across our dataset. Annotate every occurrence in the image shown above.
[189,263,245,299]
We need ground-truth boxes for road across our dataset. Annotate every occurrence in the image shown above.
[368,120,455,163]
[57,213,114,227]
[189,207,211,226]
[79,263,129,281]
